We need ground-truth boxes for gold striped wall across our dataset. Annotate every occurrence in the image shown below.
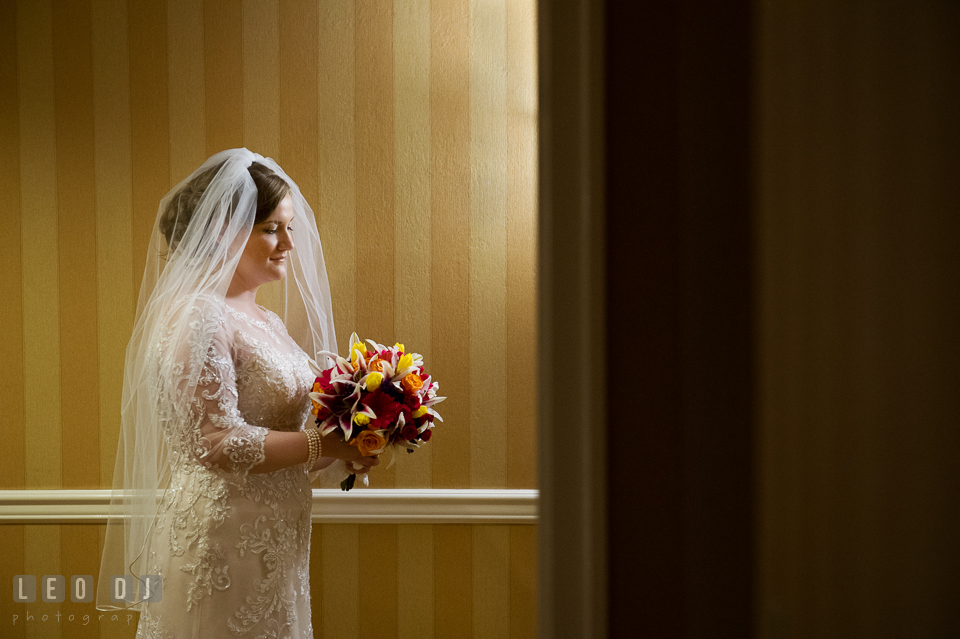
[0,0,538,637]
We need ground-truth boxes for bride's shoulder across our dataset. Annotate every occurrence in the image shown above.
[159,293,230,332]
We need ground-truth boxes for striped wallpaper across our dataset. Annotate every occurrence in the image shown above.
[0,0,538,636]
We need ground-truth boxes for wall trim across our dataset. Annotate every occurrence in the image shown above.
[0,489,539,525]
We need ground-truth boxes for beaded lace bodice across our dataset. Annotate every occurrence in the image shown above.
[137,297,337,639]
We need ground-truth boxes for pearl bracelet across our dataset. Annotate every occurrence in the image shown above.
[305,427,323,466]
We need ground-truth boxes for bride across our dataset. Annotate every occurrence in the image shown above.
[97,148,379,637]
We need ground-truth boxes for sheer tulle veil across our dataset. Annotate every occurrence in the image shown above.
[96,148,336,611]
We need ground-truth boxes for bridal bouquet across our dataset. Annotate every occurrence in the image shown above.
[309,333,445,490]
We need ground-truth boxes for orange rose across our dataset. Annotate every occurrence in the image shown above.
[352,430,386,456]
[370,358,388,373]
[401,373,423,393]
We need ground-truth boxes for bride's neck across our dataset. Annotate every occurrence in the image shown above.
[225,277,259,311]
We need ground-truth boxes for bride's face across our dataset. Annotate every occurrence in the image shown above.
[233,194,295,290]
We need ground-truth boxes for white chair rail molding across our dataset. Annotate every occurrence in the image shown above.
[0,489,539,525]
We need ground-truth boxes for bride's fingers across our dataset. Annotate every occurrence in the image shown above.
[349,456,379,472]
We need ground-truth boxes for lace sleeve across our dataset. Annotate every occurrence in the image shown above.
[160,302,267,475]
[195,328,268,473]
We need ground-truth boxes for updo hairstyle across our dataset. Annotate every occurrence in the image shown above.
[159,160,291,253]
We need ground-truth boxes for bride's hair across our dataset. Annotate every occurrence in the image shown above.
[159,161,291,252]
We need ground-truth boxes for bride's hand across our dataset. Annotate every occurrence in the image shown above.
[348,456,379,474]
[320,432,380,473]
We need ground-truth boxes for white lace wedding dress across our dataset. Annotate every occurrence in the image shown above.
[136,297,342,639]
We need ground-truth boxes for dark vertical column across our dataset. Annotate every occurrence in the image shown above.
[605,2,685,635]
[605,0,755,636]
[676,1,755,637]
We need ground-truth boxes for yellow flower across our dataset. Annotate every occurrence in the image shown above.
[354,413,370,426]
[365,372,383,391]
[412,406,427,419]
[394,342,405,353]
[352,430,386,456]
[398,353,413,371]
[350,341,367,366]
